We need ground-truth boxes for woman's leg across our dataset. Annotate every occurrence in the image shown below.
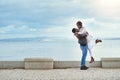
[87,42,95,63]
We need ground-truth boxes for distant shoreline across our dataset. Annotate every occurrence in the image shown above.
[0,37,120,42]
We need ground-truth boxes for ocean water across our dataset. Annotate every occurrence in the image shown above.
[0,37,120,61]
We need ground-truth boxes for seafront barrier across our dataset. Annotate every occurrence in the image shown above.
[0,58,120,69]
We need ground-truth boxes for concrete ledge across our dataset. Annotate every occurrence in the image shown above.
[54,61,80,69]
[101,58,120,68]
[54,61,101,69]
[24,58,54,69]
[101,58,120,62]
[25,58,53,62]
[0,60,102,69]
[86,61,102,68]
[0,61,24,69]
[1,58,119,69]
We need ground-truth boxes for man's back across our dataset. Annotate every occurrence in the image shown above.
[77,34,87,46]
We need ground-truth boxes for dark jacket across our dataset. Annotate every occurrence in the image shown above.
[77,33,87,46]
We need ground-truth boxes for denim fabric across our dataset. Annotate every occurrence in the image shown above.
[80,45,88,66]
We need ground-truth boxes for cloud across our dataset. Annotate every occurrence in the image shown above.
[0,0,120,39]
[93,0,120,17]
[0,25,37,34]
[0,0,119,25]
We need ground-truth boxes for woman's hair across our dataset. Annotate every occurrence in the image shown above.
[76,21,82,26]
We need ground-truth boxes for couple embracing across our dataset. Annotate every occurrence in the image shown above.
[72,21,102,70]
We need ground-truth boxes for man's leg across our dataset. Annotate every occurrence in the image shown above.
[80,45,88,67]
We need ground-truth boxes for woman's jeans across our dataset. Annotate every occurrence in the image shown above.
[80,45,88,66]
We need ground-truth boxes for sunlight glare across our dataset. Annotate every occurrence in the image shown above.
[96,0,120,16]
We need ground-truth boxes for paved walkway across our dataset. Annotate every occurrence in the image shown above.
[0,68,120,80]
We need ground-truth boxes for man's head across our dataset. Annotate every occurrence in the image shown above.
[72,28,79,36]
[76,21,82,29]
[72,28,79,33]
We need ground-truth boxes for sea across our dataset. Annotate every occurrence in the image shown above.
[0,37,120,61]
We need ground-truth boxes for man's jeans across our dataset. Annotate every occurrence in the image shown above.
[80,45,88,66]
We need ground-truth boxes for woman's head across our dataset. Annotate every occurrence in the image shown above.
[76,21,82,29]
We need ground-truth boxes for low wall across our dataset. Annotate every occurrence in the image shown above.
[101,58,120,68]
[0,61,101,69]
[24,58,54,69]
[54,61,101,69]
[0,61,24,69]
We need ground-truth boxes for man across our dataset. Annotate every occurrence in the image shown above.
[72,28,88,70]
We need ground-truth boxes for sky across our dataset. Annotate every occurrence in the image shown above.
[0,0,120,39]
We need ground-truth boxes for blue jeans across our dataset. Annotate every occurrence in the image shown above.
[80,45,88,66]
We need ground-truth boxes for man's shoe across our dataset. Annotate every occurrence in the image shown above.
[80,66,88,70]
[84,66,89,69]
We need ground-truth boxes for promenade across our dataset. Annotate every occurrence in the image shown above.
[0,68,120,80]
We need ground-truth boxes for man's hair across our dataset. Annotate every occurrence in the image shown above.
[76,21,82,26]
[72,28,76,33]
